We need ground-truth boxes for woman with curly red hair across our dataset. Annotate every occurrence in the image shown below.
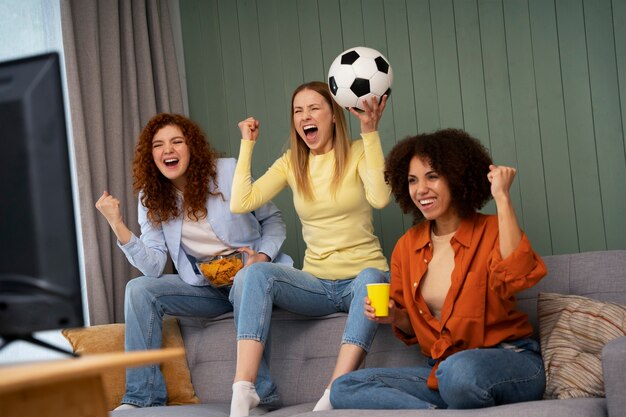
[330,128,547,410]
[95,113,291,410]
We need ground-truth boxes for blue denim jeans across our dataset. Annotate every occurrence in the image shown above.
[330,338,545,409]
[230,264,389,349]
[229,264,389,399]
[121,274,278,407]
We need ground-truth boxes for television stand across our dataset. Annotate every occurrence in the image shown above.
[0,334,78,357]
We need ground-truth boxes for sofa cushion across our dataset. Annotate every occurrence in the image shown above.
[538,292,626,399]
[517,250,626,339]
[178,309,426,406]
[62,317,200,410]
[179,310,347,406]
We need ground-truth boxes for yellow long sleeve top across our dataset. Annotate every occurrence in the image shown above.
[231,131,390,279]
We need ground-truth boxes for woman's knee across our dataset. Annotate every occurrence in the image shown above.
[437,349,545,408]
[350,268,389,302]
[436,354,490,409]
[234,263,276,287]
[230,263,276,303]
[355,267,389,285]
[229,268,245,304]
[329,373,357,408]
[125,276,153,300]
[123,276,163,318]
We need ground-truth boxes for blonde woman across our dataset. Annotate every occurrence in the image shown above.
[228,81,390,416]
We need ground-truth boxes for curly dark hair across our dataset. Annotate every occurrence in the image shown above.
[384,128,493,224]
[132,113,222,225]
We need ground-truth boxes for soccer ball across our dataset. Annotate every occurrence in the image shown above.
[327,46,393,111]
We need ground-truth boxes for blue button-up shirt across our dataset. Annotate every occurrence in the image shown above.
[119,158,292,286]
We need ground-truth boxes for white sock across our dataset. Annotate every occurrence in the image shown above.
[312,388,333,411]
[113,404,139,411]
[230,381,260,417]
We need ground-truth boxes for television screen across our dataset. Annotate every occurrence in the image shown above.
[0,52,84,352]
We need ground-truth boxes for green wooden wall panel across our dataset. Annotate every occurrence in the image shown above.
[384,0,422,243]
[453,0,490,142]
[556,0,606,251]
[528,0,579,254]
[584,0,626,250]
[180,0,626,259]
[477,0,524,220]
[180,0,224,145]
[615,0,626,148]
[362,0,387,56]
[478,0,514,163]
[431,0,464,128]
[385,0,418,139]
[503,0,552,255]
[215,0,247,154]
[256,0,290,146]
[274,0,306,105]
[338,0,365,46]
[297,0,325,82]
[318,0,346,73]
[406,0,439,133]
[453,0,496,216]
[237,0,268,137]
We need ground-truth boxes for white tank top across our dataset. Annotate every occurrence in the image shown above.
[176,190,233,260]
[180,215,233,261]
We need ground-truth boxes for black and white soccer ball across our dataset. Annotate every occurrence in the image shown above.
[327,46,393,111]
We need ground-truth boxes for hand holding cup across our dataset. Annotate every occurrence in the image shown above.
[366,282,390,316]
[364,296,396,324]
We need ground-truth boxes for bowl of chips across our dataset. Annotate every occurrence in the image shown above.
[196,251,244,287]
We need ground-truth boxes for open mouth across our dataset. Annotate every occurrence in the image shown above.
[164,158,179,167]
[419,198,435,208]
[303,125,318,140]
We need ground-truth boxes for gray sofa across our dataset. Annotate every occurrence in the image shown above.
[112,250,626,417]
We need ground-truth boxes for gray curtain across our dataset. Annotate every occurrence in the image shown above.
[60,0,184,325]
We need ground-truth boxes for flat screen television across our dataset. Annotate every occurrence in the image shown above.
[0,52,84,355]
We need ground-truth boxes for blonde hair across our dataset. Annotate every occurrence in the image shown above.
[289,81,351,200]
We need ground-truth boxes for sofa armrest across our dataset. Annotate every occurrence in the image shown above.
[603,336,626,417]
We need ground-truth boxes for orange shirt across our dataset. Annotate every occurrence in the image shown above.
[390,213,547,388]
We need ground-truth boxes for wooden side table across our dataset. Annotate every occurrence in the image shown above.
[0,347,184,417]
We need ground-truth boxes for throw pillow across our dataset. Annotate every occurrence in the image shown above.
[538,292,626,399]
[61,317,200,410]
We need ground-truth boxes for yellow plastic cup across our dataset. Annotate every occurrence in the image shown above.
[367,283,390,317]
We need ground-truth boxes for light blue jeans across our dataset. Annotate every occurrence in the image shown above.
[229,263,390,390]
[121,273,277,407]
[330,338,545,409]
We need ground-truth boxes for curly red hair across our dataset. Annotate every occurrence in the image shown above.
[132,113,222,224]
[385,129,493,224]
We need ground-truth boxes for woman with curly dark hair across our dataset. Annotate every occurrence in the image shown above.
[95,113,292,410]
[330,128,548,410]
